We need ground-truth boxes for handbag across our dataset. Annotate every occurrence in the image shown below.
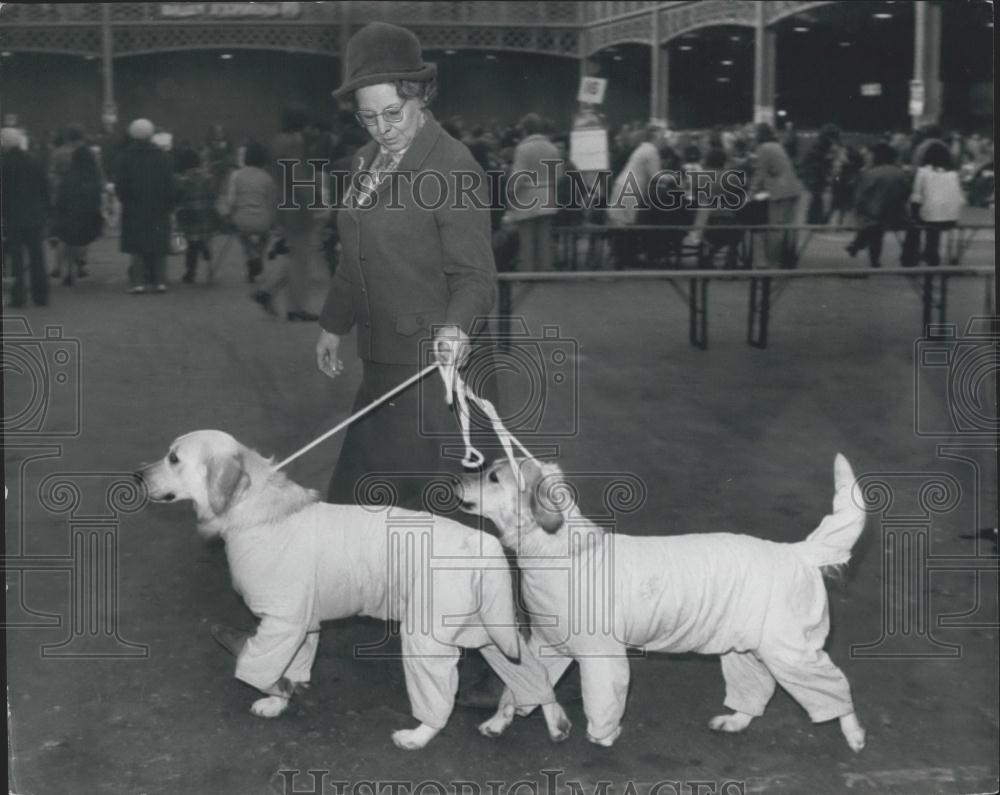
[169,228,188,255]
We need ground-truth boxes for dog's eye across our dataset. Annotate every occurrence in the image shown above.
[168,452,179,465]
[488,471,499,483]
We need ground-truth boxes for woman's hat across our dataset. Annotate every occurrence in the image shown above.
[333,22,436,98]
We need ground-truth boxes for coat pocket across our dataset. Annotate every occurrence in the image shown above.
[395,311,436,336]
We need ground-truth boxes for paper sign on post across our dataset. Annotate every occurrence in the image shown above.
[570,128,609,172]
[577,77,608,105]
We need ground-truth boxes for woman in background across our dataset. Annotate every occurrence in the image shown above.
[910,141,964,267]
[52,143,104,287]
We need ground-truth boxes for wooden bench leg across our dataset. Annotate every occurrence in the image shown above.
[747,277,772,349]
[688,277,708,349]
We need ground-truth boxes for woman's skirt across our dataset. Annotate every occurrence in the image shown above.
[327,356,501,524]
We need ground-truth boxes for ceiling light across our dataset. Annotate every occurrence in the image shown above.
[721,59,733,66]
[839,41,851,47]
[220,53,234,60]
[613,55,623,61]
[793,26,809,32]
[873,12,892,19]
[0,52,12,58]
[777,110,788,117]
[485,54,497,60]
[679,44,693,51]
[716,77,730,83]
[444,49,456,55]
[730,35,741,42]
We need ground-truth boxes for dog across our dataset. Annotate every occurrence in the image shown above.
[136,430,570,749]
[457,454,868,752]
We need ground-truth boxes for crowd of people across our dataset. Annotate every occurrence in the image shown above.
[1,101,994,308]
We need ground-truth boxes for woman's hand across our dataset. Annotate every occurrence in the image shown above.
[433,325,470,368]
[316,330,344,378]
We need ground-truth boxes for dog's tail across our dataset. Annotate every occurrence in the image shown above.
[795,454,866,570]
[474,537,521,660]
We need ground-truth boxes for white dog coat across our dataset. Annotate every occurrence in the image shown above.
[227,503,555,729]
[487,455,866,743]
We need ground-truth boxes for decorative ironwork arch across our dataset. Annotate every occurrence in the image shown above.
[764,0,839,26]
[109,24,341,58]
[0,26,102,57]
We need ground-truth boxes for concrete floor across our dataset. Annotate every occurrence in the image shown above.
[4,218,997,795]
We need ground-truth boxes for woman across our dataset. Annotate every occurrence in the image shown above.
[52,144,103,286]
[316,21,496,511]
[218,141,276,286]
[910,141,964,267]
[751,123,804,269]
[315,21,520,711]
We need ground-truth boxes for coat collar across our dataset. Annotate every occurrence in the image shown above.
[347,109,445,209]
[353,109,443,176]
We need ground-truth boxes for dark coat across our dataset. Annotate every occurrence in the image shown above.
[1,147,49,230]
[116,140,177,256]
[320,112,497,366]
[53,153,104,246]
[853,164,911,229]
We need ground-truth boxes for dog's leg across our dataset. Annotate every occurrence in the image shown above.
[708,712,755,733]
[541,702,572,742]
[478,703,516,738]
[478,641,574,741]
[579,657,630,747]
[711,651,773,734]
[251,696,290,718]
[839,712,866,752]
[251,676,295,718]
[391,724,441,750]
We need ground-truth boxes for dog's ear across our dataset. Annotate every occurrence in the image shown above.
[206,452,249,516]
[524,461,565,534]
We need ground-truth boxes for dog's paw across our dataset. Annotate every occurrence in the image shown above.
[250,696,289,718]
[391,724,439,750]
[542,702,572,742]
[478,705,515,738]
[840,713,866,753]
[708,712,754,733]
[586,725,622,747]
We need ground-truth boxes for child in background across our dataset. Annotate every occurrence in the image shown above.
[174,147,217,284]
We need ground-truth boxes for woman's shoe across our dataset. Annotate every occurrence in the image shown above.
[127,285,145,295]
[251,290,278,317]
[286,310,319,322]
[154,284,168,294]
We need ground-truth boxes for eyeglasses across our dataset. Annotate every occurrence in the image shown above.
[355,100,410,128]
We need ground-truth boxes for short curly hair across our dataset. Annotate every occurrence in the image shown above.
[395,78,437,105]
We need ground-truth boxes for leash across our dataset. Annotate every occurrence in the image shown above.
[275,340,536,487]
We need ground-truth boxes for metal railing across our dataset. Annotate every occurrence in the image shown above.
[497,222,995,349]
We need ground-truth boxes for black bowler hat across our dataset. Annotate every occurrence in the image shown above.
[333,22,437,98]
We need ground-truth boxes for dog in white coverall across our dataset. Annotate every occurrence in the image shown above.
[456,454,868,751]
[137,430,571,750]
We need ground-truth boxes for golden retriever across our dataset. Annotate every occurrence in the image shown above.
[137,430,570,749]
[456,454,868,752]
